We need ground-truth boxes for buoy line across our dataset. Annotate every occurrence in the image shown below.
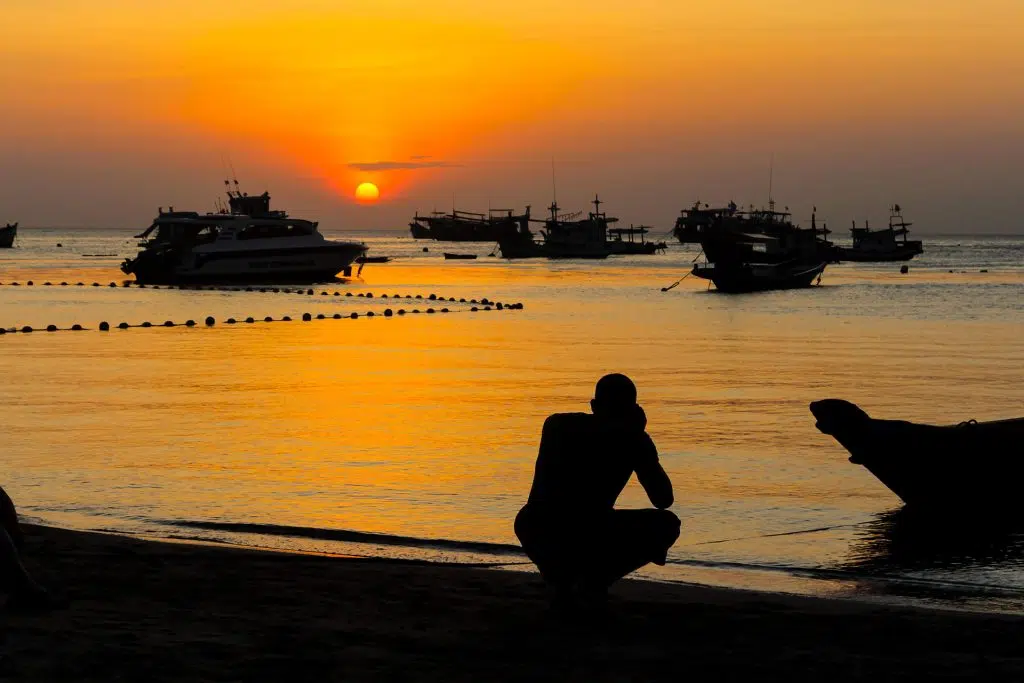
[0,280,506,306]
[0,302,524,335]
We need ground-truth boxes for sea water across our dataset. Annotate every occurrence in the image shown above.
[1,229,1022,612]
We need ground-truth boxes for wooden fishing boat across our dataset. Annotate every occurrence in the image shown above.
[0,222,17,248]
[692,259,826,293]
[443,253,477,260]
[810,399,1024,512]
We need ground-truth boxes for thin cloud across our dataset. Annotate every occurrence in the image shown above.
[347,160,459,171]
[409,155,431,160]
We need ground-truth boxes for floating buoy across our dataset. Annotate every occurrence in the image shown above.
[61,282,68,286]
[164,321,174,327]
[366,293,374,299]
[282,316,292,321]
[426,308,435,314]
[350,312,358,319]
[20,326,32,333]
[153,285,161,290]
[11,282,19,287]
[382,294,389,298]
[393,294,401,298]
[205,316,215,326]
[384,309,393,317]
[481,298,490,305]
[317,314,325,320]
[900,265,909,274]
[441,308,449,313]
[346,292,353,297]
[27,281,34,286]
[429,294,436,300]
[307,289,314,295]
[405,295,412,299]
[357,293,365,298]
[423,247,428,252]
[459,298,466,303]
[471,307,478,312]
[92,283,99,287]
[321,292,328,296]
[0,329,6,335]
[226,318,236,324]
[448,297,456,302]
[118,322,129,329]
[44,282,52,286]
[71,324,83,331]
[245,287,253,292]
[412,309,420,314]
[56,243,62,248]
[484,306,492,311]
[243,317,253,323]
[46,324,57,332]
[367,311,375,317]
[470,299,478,304]
[186,320,196,327]
[142,321,152,328]
[272,288,280,293]
[122,282,130,287]
[264,316,273,322]
[333,313,341,320]
[981,269,989,273]
[76,282,84,286]
[496,303,504,310]
[99,321,110,331]
[398,309,406,315]
[302,313,312,321]
[109,282,117,288]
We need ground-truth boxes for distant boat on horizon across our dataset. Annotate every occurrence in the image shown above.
[0,222,17,248]
[834,205,924,262]
[410,207,532,242]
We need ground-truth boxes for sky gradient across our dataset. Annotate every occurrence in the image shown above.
[2,0,1022,233]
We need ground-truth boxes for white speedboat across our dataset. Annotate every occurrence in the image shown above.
[121,189,366,284]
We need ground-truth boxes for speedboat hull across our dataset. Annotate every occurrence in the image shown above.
[693,261,826,293]
[810,399,1024,512]
[123,242,367,285]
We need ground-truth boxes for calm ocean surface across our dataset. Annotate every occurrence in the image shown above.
[2,228,1023,613]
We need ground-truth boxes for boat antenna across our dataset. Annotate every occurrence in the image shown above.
[551,158,557,205]
[768,153,775,213]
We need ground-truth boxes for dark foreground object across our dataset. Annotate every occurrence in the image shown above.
[5,525,1024,681]
[811,399,1024,511]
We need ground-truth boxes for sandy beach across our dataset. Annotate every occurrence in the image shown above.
[2,524,1021,681]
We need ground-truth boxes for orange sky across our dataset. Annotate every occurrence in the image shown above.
[1,0,1022,232]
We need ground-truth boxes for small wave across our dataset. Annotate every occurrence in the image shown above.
[160,520,527,557]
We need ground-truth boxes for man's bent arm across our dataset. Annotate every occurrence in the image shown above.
[636,459,674,509]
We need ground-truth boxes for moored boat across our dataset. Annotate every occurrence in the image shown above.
[0,222,16,248]
[810,399,1024,512]
[443,253,477,260]
[606,225,667,255]
[499,195,614,259]
[410,207,531,242]
[834,205,924,262]
[121,185,366,285]
[692,259,826,293]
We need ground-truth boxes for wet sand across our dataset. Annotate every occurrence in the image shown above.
[5,524,1024,681]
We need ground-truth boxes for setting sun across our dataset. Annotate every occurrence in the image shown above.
[355,182,380,203]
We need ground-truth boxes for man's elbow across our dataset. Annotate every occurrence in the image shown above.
[652,489,674,510]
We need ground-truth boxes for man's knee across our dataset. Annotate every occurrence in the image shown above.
[655,510,681,545]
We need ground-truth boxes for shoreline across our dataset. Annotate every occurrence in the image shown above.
[5,523,1024,681]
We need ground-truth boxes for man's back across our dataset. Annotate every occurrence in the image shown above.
[525,412,659,515]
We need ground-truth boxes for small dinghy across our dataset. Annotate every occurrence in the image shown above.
[810,399,1024,513]
[443,253,477,260]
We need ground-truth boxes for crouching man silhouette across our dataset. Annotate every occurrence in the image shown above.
[515,374,680,607]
